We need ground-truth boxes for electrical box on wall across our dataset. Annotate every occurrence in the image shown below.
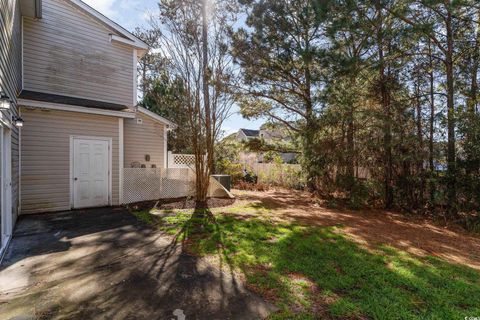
[136,118,143,125]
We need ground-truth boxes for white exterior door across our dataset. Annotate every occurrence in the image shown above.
[73,138,110,209]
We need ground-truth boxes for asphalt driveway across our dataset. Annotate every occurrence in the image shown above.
[0,207,274,320]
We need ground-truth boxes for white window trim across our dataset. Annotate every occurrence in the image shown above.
[18,99,136,119]
[69,136,113,209]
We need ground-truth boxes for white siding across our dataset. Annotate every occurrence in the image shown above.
[20,107,120,214]
[124,113,166,169]
[22,0,135,107]
[0,0,22,222]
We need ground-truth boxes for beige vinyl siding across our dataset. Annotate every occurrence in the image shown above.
[124,113,166,168]
[0,0,22,222]
[22,0,135,107]
[20,107,120,214]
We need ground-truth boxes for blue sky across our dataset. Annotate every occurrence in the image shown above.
[83,0,264,137]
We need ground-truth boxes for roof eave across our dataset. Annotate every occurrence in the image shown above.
[69,0,149,50]
[137,106,177,129]
[109,34,149,56]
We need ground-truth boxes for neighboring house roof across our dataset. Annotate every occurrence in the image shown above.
[137,106,177,129]
[69,0,149,54]
[240,129,260,138]
[18,90,128,111]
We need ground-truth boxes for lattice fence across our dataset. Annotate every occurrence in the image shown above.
[123,168,195,204]
[122,168,232,204]
[168,152,196,168]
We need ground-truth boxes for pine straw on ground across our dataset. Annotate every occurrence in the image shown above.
[232,188,480,271]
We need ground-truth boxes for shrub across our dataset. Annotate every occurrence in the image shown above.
[216,159,244,183]
[252,163,306,190]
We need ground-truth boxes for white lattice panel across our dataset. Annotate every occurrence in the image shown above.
[174,154,196,166]
[123,168,162,204]
[168,152,197,168]
[160,168,195,199]
[123,168,231,204]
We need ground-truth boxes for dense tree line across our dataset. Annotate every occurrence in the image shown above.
[138,0,479,221]
[231,0,480,221]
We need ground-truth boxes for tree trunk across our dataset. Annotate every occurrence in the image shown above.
[469,10,480,114]
[445,6,457,217]
[198,0,211,204]
[469,56,479,114]
[303,30,317,192]
[428,41,436,206]
[376,0,393,209]
[304,74,316,192]
[346,76,356,192]
[346,106,355,187]
[466,10,480,178]
[415,74,424,209]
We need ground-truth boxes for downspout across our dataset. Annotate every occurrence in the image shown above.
[35,0,42,19]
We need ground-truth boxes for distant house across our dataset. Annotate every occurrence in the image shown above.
[259,129,292,142]
[236,129,260,141]
[235,128,298,164]
[236,128,294,143]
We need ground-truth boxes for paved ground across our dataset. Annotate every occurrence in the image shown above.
[0,207,275,320]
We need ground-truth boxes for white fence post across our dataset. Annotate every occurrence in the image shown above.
[167,151,173,168]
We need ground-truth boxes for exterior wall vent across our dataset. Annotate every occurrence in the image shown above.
[136,118,143,125]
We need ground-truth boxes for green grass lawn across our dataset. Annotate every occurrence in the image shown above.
[133,206,480,320]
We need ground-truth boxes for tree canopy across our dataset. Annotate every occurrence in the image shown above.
[140,0,480,220]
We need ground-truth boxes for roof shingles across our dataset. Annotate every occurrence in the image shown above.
[18,90,128,111]
[240,129,260,137]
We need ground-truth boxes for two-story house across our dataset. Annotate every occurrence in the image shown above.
[235,128,298,164]
[236,128,260,141]
[0,0,175,258]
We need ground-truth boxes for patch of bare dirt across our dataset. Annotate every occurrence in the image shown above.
[233,188,480,270]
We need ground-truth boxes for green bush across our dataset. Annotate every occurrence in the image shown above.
[217,159,244,183]
[255,164,306,190]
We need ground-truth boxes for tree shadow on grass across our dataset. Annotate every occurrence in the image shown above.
[31,205,475,320]
[171,212,480,319]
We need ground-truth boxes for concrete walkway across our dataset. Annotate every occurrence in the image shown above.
[0,208,275,320]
